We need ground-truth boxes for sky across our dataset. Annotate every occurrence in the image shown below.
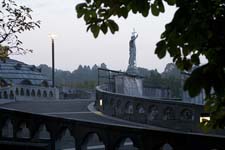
[12,0,177,73]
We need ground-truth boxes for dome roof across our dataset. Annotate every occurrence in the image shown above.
[0,58,51,86]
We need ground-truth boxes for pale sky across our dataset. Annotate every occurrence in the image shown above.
[12,0,177,72]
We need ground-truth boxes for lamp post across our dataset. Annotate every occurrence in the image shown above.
[49,34,57,88]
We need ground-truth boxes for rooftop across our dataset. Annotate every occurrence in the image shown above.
[0,58,51,86]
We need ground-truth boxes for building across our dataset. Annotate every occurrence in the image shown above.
[0,58,59,102]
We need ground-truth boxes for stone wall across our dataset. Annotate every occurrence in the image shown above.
[143,87,171,98]
[96,85,204,132]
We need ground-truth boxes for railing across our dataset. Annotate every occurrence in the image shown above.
[0,84,224,150]
[96,85,205,132]
[0,107,224,150]
[0,85,58,101]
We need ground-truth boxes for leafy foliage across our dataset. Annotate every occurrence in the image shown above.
[0,44,9,60]
[0,0,40,56]
[76,0,225,128]
[75,0,176,37]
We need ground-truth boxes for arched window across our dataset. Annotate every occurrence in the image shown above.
[41,80,49,87]
[49,91,53,97]
[163,107,175,120]
[161,143,174,150]
[125,101,133,114]
[3,91,8,99]
[43,91,47,97]
[14,63,22,70]
[16,123,30,138]
[0,79,8,87]
[136,104,145,114]
[31,89,35,96]
[81,133,105,150]
[57,128,75,149]
[2,119,13,138]
[37,90,41,97]
[110,98,114,106]
[36,124,50,139]
[26,89,30,96]
[116,100,121,108]
[148,105,159,121]
[117,138,138,150]
[16,88,19,95]
[21,80,32,85]
[180,109,193,121]
[9,91,14,99]
[20,88,24,96]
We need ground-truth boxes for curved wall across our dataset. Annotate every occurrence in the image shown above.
[96,85,204,131]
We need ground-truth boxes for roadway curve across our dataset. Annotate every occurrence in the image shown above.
[0,99,170,131]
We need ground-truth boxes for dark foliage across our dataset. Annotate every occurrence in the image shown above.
[76,0,225,128]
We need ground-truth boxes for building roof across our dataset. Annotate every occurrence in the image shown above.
[0,58,51,86]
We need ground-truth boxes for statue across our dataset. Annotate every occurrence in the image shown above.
[127,29,139,75]
[128,30,138,67]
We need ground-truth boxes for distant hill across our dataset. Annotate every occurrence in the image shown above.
[39,63,182,98]
[38,63,106,89]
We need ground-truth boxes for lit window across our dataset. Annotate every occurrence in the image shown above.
[100,99,103,106]
[200,116,210,123]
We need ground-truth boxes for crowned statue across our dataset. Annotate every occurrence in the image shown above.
[127,29,139,75]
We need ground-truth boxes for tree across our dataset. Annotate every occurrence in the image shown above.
[76,0,225,128]
[0,0,40,58]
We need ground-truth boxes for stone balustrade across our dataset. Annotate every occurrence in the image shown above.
[0,107,224,150]
[0,85,58,101]
[0,84,224,149]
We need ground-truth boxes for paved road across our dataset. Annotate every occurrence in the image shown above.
[0,99,91,113]
[0,99,168,130]
[0,99,170,150]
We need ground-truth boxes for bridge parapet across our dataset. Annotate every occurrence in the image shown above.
[96,85,205,132]
[0,106,224,150]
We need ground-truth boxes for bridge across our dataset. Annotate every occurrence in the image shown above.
[0,84,224,150]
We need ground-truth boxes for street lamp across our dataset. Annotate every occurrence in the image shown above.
[49,33,57,88]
